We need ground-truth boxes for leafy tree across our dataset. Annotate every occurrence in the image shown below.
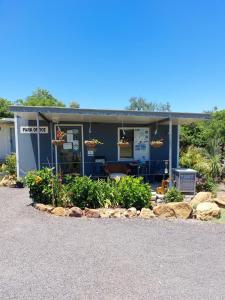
[180,110,225,149]
[16,88,65,107]
[126,97,171,112]
[0,98,13,118]
[69,101,80,108]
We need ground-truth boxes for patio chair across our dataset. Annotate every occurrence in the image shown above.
[104,164,131,180]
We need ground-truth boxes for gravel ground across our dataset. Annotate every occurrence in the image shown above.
[1,187,225,300]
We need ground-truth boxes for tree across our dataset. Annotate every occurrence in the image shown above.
[69,101,80,108]
[126,97,171,112]
[16,88,65,107]
[0,98,13,118]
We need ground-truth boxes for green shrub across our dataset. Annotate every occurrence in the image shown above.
[116,176,152,210]
[1,153,16,175]
[66,176,118,209]
[196,177,217,196]
[25,168,53,204]
[165,187,183,203]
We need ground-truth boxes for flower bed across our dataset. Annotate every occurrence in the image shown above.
[25,168,152,210]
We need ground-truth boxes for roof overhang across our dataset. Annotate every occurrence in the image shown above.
[0,118,14,124]
[10,106,211,125]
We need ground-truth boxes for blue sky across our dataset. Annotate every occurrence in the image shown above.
[0,0,225,112]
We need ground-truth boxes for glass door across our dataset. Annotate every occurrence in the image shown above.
[56,125,83,175]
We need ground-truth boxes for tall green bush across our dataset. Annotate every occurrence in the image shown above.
[116,176,151,210]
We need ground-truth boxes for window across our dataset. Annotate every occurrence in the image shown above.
[118,127,149,161]
[119,129,134,159]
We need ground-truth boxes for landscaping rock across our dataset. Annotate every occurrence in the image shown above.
[124,207,137,218]
[167,202,192,219]
[51,207,66,217]
[190,192,212,208]
[111,209,126,218]
[35,203,48,212]
[85,208,100,218]
[0,175,16,187]
[45,205,54,213]
[196,202,221,221]
[98,209,115,218]
[139,208,155,219]
[68,207,83,217]
[153,204,175,218]
[213,197,225,208]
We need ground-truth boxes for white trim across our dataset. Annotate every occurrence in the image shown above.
[177,125,180,167]
[117,127,150,161]
[14,115,20,179]
[54,124,84,175]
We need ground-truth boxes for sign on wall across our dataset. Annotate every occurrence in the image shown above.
[20,126,49,134]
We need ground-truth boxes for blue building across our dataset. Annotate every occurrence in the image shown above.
[10,106,210,182]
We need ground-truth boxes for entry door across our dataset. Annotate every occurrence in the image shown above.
[56,125,83,175]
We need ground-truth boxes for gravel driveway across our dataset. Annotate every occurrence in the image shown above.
[1,187,225,300]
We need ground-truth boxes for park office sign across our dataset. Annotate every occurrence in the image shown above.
[20,126,49,134]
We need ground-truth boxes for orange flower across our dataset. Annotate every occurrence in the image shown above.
[35,176,42,184]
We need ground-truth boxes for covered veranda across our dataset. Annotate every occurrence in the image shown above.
[10,106,210,186]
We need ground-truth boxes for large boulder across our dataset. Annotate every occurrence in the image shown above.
[68,207,83,217]
[139,208,155,219]
[51,207,67,217]
[190,192,212,208]
[167,202,192,219]
[84,208,100,218]
[196,202,220,221]
[153,204,175,218]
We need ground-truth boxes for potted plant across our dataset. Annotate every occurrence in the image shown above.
[150,139,164,148]
[84,139,103,149]
[117,137,130,148]
[16,178,24,188]
[52,130,65,146]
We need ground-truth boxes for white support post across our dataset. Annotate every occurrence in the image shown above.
[14,115,20,179]
[169,117,173,187]
[36,112,41,170]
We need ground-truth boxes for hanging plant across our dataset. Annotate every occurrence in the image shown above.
[52,130,65,146]
[84,139,103,149]
[150,139,164,148]
[117,137,130,148]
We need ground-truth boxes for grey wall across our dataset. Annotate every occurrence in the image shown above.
[17,117,52,176]
[16,118,178,177]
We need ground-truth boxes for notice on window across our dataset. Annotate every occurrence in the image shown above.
[63,142,73,150]
[134,128,149,161]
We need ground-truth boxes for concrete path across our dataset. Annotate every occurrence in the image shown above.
[1,187,225,300]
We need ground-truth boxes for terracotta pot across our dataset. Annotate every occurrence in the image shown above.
[52,140,65,146]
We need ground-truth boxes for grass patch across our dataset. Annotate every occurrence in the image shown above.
[212,208,225,224]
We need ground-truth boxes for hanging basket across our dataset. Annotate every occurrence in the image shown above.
[117,142,130,148]
[150,141,164,148]
[84,139,103,149]
[52,139,65,146]
[84,141,98,149]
